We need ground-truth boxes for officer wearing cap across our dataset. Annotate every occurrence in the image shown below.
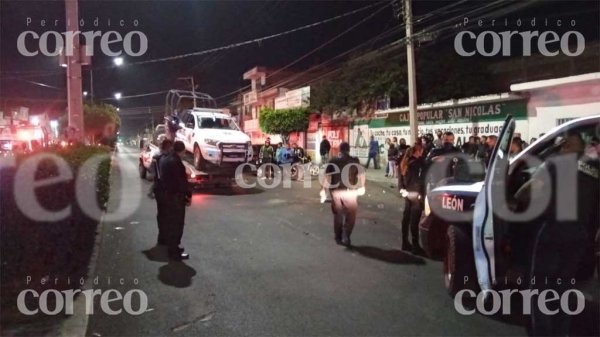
[159,141,192,261]
[259,137,275,179]
[151,139,173,246]
[324,142,366,246]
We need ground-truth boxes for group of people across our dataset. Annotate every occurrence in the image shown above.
[149,139,192,261]
[258,137,309,180]
[363,130,509,254]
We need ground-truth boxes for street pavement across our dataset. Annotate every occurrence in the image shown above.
[85,145,525,336]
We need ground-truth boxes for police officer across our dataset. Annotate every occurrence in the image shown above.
[319,136,331,164]
[324,142,366,246]
[259,138,275,179]
[292,143,306,181]
[151,139,173,246]
[159,141,192,261]
[519,133,599,336]
[425,131,461,191]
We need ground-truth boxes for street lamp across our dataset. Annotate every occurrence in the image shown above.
[83,91,88,96]
[114,92,122,100]
[88,57,124,104]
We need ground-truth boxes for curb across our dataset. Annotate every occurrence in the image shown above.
[57,149,117,337]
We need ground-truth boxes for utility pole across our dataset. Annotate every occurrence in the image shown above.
[65,0,84,141]
[89,69,93,103]
[403,0,419,144]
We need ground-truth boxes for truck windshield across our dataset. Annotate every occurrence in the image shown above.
[197,116,240,131]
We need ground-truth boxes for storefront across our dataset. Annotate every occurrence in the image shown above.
[350,94,528,162]
[510,72,600,141]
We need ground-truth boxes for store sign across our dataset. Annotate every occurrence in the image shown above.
[243,91,257,105]
[274,86,310,109]
[351,99,528,158]
[387,100,526,125]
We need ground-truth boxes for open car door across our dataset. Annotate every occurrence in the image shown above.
[472,116,516,293]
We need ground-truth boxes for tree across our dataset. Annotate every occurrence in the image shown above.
[83,103,120,145]
[259,107,309,144]
[311,50,407,116]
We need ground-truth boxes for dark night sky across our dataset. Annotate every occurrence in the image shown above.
[1,0,598,114]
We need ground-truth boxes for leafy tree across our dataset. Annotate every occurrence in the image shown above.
[416,47,496,102]
[259,107,309,144]
[83,103,120,145]
[311,51,407,116]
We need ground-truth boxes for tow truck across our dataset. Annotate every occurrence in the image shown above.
[139,90,251,188]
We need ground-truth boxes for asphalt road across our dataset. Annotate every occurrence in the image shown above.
[86,145,525,336]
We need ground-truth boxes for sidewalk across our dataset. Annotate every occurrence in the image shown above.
[364,167,399,191]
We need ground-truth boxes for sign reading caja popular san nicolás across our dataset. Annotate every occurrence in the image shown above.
[350,98,529,158]
[385,99,527,125]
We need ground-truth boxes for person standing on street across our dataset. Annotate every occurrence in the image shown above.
[423,133,434,157]
[398,138,410,159]
[484,135,498,166]
[150,139,173,246]
[433,131,443,148]
[259,138,275,179]
[365,135,379,169]
[159,141,192,261]
[399,140,426,255]
[275,142,284,165]
[383,138,391,176]
[319,136,331,164]
[324,142,366,246]
[387,143,399,178]
[292,143,306,181]
[425,131,460,190]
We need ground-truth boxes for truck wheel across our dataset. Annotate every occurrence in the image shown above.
[139,162,147,179]
[290,164,299,180]
[193,145,204,171]
[444,225,478,296]
[309,164,320,176]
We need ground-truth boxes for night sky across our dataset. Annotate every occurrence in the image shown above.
[1,1,598,117]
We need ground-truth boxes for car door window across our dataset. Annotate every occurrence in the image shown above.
[186,114,195,129]
[509,121,600,193]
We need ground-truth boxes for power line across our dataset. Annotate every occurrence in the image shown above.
[95,1,387,70]
[214,0,485,103]
[214,1,392,101]
[98,90,169,101]
[9,78,65,91]
[249,0,527,99]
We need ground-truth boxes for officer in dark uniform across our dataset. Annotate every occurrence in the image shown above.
[520,133,600,336]
[425,131,461,191]
[325,142,366,246]
[159,141,192,261]
[151,139,173,246]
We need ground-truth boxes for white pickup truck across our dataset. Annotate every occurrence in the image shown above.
[174,108,252,172]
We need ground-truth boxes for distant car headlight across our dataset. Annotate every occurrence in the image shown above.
[204,138,219,146]
[424,196,431,217]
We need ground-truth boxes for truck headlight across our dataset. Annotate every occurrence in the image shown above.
[204,138,219,146]
[424,196,431,217]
